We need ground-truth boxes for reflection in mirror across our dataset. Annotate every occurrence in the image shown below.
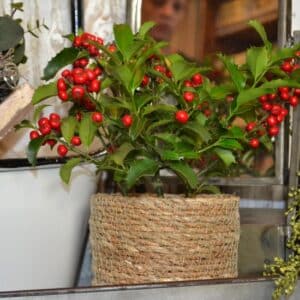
[141,0,279,179]
[140,0,289,281]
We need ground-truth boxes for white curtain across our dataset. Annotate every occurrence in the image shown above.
[0,0,126,159]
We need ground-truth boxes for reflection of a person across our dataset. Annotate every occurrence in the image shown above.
[142,0,188,54]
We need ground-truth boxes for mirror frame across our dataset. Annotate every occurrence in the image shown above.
[0,0,294,297]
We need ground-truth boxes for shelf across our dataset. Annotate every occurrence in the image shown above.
[215,0,278,39]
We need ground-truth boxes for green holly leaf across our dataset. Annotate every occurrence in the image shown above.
[33,105,50,122]
[248,20,272,50]
[110,142,134,166]
[79,114,98,147]
[14,119,35,130]
[26,136,45,166]
[167,54,200,82]
[218,54,246,92]
[246,46,269,82]
[217,138,243,151]
[137,21,156,38]
[42,47,87,80]
[59,157,82,184]
[143,104,177,115]
[61,116,77,143]
[126,158,160,190]
[213,147,236,167]
[32,82,57,105]
[113,23,134,61]
[166,161,199,190]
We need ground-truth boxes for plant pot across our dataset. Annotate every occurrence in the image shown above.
[90,193,240,285]
[0,160,99,291]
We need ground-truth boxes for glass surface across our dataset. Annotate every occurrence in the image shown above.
[0,0,292,296]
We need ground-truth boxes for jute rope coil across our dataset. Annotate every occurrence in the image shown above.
[90,193,240,285]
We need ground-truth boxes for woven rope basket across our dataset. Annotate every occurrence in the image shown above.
[89,193,240,285]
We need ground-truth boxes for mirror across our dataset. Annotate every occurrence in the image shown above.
[0,0,292,296]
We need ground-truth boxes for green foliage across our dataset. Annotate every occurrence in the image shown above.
[0,2,46,65]
[264,174,300,299]
[21,21,300,196]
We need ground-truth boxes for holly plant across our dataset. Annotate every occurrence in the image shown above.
[17,20,300,196]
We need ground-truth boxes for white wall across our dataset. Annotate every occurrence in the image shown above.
[292,0,300,32]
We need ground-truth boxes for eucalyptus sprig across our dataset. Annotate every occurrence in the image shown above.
[264,172,300,299]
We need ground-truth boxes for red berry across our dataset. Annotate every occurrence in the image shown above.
[192,73,203,86]
[294,88,300,96]
[294,50,300,57]
[154,65,166,73]
[57,144,68,157]
[62,69,71,78]
[268,93,277,101]
[289,95,299,107]
[73,59,81,67]
[84,98,96,110]
[280,108,289,117]
[259,95,268,103]
[88,79,101,93]
[57,78,67,91]
[184,80,193,87]
[277,114,284,123]
[38,117,49,127]
[267,115,278,127]
[58,90,69,101]
[72,67,84,76]
[166,70,172,78]
[73,73,88,85]
[281,61,293,73]
[108,44,117,52]
[262,103,272,111]
[39,124,52,136]
[71,86,85,100]
[88,45,99,56]
[85,69,96,81]
[29,130,40,140]
[46,139,57,147]
[280,91,290,101]
[245,122,256,132]
[49,113,61,122]
[183,91,195,103]
[71,136,81,146]
[122,114,133,127]
[49,119,61,130]
[73,36,82,47]
[278,87,290,94]
[249,138,260,148]
[271,104,282,115]
[141,75,150,87]
[96,37,104,45]
[293,64,300,71]
[93,67,102,76]
[91,112,103,123]
[75,112,82,121]
[175,110,189,124]
[203,109,212,117]
[268,126,279,137]
[79,58,89,68]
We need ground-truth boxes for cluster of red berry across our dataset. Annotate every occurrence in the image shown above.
[245,86,299,149]
[245,53,300,149]
[174,73,204,124]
